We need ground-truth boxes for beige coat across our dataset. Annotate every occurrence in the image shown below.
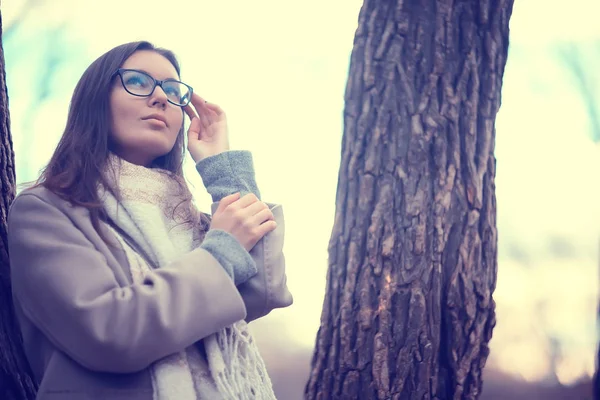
[8,185,293,399]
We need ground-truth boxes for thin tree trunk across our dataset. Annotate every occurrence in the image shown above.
[595,323,600,398]
[0,10,38,400]
[306,1,513,399]
[595,242,600,400]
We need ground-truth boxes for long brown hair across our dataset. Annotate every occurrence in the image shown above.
[34,41,187,234]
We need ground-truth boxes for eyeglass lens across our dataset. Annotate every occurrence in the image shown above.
[121,70,190,106]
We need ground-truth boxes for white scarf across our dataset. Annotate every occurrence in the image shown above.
[99,155,276,400]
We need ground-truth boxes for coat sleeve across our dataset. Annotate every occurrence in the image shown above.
[210,202,293,322]
[8,193,247,374]
[197,150,293,320]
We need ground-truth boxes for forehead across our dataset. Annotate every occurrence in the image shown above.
[120,50,179,80]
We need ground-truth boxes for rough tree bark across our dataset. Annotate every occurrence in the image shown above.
[0,10,38,400]
[306,1,513,399]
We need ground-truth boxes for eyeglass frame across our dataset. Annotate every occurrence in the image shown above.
[113,68,194,107]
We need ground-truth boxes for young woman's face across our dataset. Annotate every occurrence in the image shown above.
[109,50,184,166]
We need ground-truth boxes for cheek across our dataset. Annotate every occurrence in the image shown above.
[170,110,184,136]
[110,93,134,132]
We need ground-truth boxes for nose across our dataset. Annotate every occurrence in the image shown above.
[148,84,168,109]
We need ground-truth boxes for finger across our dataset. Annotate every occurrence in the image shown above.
[187,117,201,140]
[183,103,199,121]
[217,192,241,212]
[229,193,260,210]
[204,102,225,116]
[256,220,277,237]
[189,93,212,131]
[190,92,210,113]
[243,201,271,219]
[251,207,275,225]
[189,92,221,119]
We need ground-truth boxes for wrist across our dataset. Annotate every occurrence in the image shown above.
[190,150,223,164]
[195,150,260,202]
[200,229,257,285]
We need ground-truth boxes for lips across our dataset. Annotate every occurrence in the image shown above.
[142,114,167,126]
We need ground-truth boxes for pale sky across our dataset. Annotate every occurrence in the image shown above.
[4,0,600,387]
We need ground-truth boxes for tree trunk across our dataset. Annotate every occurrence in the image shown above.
[595,243,600,400]
[306,1,513,399]
[592,320,600,400]
[0,10,38,400]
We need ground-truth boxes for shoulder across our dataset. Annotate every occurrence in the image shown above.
[9,185,85,224]
[14,185,63,204]
[8,185,110,254]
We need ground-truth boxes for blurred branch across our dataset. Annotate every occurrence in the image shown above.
[558,44,600,143]
[10,23,71,182]
[38,25,68,102]
[3,0,43,40]
[2,0,76,182]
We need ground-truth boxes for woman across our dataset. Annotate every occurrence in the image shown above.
[8,41,292,399]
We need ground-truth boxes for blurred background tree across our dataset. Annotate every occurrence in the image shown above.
[558,41,600,400]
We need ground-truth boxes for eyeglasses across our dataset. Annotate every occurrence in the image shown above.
[114,68,193,107]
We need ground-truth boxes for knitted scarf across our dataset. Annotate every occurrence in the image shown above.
[98,155,276,400]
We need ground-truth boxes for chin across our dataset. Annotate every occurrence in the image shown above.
[115,131,179,165]
[126,143,174,167]
[143,134,178,152]
[149,147,176,161]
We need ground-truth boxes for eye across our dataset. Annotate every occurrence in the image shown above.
[123,72,152,89]
[164,85,181,98]
[163,81,187,103]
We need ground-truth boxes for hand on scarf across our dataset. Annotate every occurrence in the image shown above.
[209,192,276,252]
[184,92,230,163]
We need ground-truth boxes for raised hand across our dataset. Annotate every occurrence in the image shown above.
[184,92,230,163]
